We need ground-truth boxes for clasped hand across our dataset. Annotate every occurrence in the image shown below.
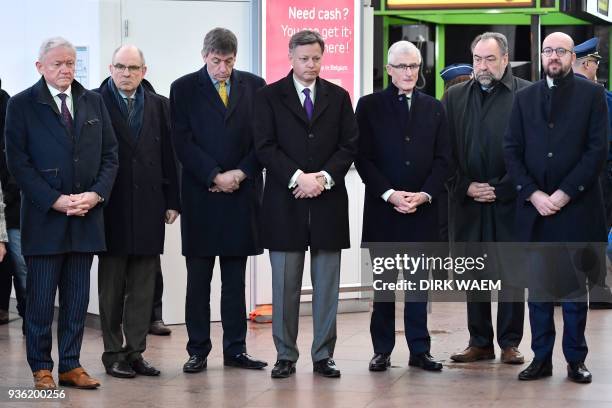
[52,192,100,216]
[293,172,326,199]
[209,169,246,193]
[388,191,428,214]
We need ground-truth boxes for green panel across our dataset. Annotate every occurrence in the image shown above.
[435,24,445,100]
[609,28,611,91]
[377,11,589,26]
[383,17,389,89]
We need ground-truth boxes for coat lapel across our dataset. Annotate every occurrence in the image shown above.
[280,72,309,125]
[138,92,154,150]
[33,78,73,151]
[198,66,227,117]
[310,78,329,124]
[225,70,244,121]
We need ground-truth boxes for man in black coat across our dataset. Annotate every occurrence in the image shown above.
[5,37,118,390]
[504,32,609,383]
[254,30,358,379]
[355,40,449,373]
[96,45,180,379]
[445,32,530,365]
[170,28,267,373]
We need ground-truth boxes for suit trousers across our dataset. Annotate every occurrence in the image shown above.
[25,253,93,373]
[185,256,248,358]
[466,292,524,349]
[528,301,588,363]
[270,250,341,363]
[98,255,157,368]
[151,256,164,322]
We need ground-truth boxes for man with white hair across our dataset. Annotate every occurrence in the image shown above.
[5,36,118,389]
[355,40,449,372]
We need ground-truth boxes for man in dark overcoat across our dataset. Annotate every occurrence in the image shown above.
[96,45,180,378]
[5,37,118,389]
[170,27,267,373]
[355,40,449,372]
[254,30,358,378]
[445,32,530,365]
[504,32,609,383]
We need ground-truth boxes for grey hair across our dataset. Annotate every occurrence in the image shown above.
[38,37,76,61]
[202,27,237,56]
[111,45,146,65]
[471,32,509,55]
[289,30,325,54]
[387,41,422,65]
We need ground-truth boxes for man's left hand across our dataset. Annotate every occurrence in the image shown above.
[0,242,6,263]
[549,189,570,209]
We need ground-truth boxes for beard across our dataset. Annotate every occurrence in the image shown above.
[475,72,497,88]
[544,61,570,79]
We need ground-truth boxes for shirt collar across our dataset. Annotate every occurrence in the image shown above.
[293,75,315,97]
[47,83,72,99]
[546,76,555,89]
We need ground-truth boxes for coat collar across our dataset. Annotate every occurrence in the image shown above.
[279,70,329,125]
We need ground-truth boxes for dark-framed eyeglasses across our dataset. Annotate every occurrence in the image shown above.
[113,64,143,73]
[541,47,572,58]
[388,63,420,72]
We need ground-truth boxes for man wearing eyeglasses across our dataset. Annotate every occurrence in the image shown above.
[504,32,609,383]
[572,37,612,311]
[444,32,530,366]
[170,27,268,373]
[95,45,179,379]
[355,40,448,373]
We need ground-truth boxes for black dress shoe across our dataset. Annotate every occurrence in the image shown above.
[131,358,161,376]
[271,360,296,378]
[589,302,612,310]
[224,352,268,369]
[106,361,136,378]
[518,359,553,381]
[369,353,391,372]
[183,355,207,373]
[567,362,592,383]
[408,353,443,371]
[313,358,341,378]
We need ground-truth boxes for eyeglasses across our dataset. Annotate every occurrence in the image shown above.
[113,64,143,73]
[388,63,420,72]
[541,47,573,57]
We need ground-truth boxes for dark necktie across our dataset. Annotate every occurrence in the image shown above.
[303,88,314,120]
[126,97,135,117]
[58,93,73,129]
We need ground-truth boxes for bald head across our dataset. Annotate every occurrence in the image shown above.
[109,44,147,97]
[541,32,575,80]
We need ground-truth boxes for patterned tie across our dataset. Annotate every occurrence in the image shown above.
[58,93,73,129]
[218,81,228,107]
[303,88,313,120]
[126,97,135,117]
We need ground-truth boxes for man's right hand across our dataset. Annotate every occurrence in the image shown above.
[388,191,415,214]
[212,171,240,193]
[529,190,561,216]
[52,194,76,214]
[294,172,325,198]
[467,182,496,202]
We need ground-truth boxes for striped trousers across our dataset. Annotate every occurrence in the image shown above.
[25,253,93,373]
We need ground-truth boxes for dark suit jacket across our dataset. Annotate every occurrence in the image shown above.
[355,85,450,243]
[504,71,609,243]
[96,78,179,255]
[170,67,265,256]
[5,77,118,256]
[254,71,358,251]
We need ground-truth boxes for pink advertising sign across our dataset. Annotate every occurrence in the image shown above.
[262,0,361,103]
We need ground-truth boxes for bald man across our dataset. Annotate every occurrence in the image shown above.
[96,45,180,378]
[504,32,609,383]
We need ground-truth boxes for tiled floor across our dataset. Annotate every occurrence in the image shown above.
[1,303,611,407]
